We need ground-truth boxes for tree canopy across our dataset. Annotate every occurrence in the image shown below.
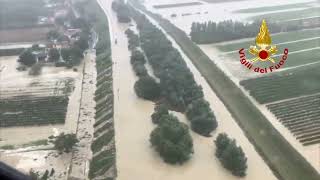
[112,0,131,23]
[134,76,161,100]
[186,99,217,136]
[18,50,36,66]
[150,114,193,164]
[48,48,60,62]
[214,133,248,177]
[151,104,169,124]
[50,133,79,153]
[131,10,217,135]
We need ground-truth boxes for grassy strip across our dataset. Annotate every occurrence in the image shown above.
[215,28,320,52]
[250,7,320,21]
[234,2,311,13]
[76,0,115,179]
[0,139,48,150]
[91,130,114,153]
[153,2,202,9]
[130,2,320,180]
[21,139,48,148]
[0,145,15,150]
[89,149,114,178]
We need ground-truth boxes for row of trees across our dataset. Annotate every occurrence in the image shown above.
[112,0,131,23]
[132,11,217,136]
[125,27,161,101]
[215,133,248,177]
[190,20,302,44]
[150,104,194,164]
[125,29,140,50]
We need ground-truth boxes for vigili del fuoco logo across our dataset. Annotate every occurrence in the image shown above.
[239,20,289,74]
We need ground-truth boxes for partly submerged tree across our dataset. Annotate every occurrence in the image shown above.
[50,133,78,153]
[186,98,217,136]
[151,104,169,124]
[134,76,161,100]
[214,133,248,177]
[18,50,36,66]
[48,48,60,62]
[150,114,193,164]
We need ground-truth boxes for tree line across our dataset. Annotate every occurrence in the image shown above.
[150,104,194,164]
[125,28,161,101]
[132,10,217,136]
[190,20,303,44]
[18,18,90,68]
[125,4,248,176]
[112,0,131,23]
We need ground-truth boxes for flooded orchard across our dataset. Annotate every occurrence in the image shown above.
[98,0,277,179]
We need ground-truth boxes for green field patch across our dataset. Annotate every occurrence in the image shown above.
[21,139,48,148]
[0,139,49,150]
[223,46,320,69]
[250,7,320,22]
[267,93,320,146]
[153,2,202,9]
[234,2,311,13]
[241,63,320,104]
[216,28,320,52]
[0,145,15,150]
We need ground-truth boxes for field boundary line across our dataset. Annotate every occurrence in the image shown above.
[221,36,320,55]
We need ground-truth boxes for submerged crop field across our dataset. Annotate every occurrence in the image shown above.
[207,1,320,149]
[267,93,320,146]
[0,78,74,127]
[215,28,320,69]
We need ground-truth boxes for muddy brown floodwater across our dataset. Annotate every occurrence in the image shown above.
[97,0,277,179]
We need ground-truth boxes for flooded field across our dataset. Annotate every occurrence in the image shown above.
[142,0,320,173]
[145,0,316,34]
[145,0,319,80]
[0,56,83,146]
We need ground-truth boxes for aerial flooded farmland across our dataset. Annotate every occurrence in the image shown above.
[0,0,320,180]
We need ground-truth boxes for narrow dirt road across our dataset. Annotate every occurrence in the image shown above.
[69,51,97,179]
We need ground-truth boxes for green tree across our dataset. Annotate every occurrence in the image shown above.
[151,104,169,124]
[41,170,49,180]
[186,98,217,136]
[49,168,55,176]
[18,50,36,66]
[29,169,39,180]
[134,76,161,100]
[130,50,145,64]
[47,30,61,41]
[51,133,78,153]
[150,114,193,164]
[61,48,71,62]
[214,133,231,158]
[48,48,60,62]
[132,62,148,77]
[215,133,248,177]
[74,33,89,51]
